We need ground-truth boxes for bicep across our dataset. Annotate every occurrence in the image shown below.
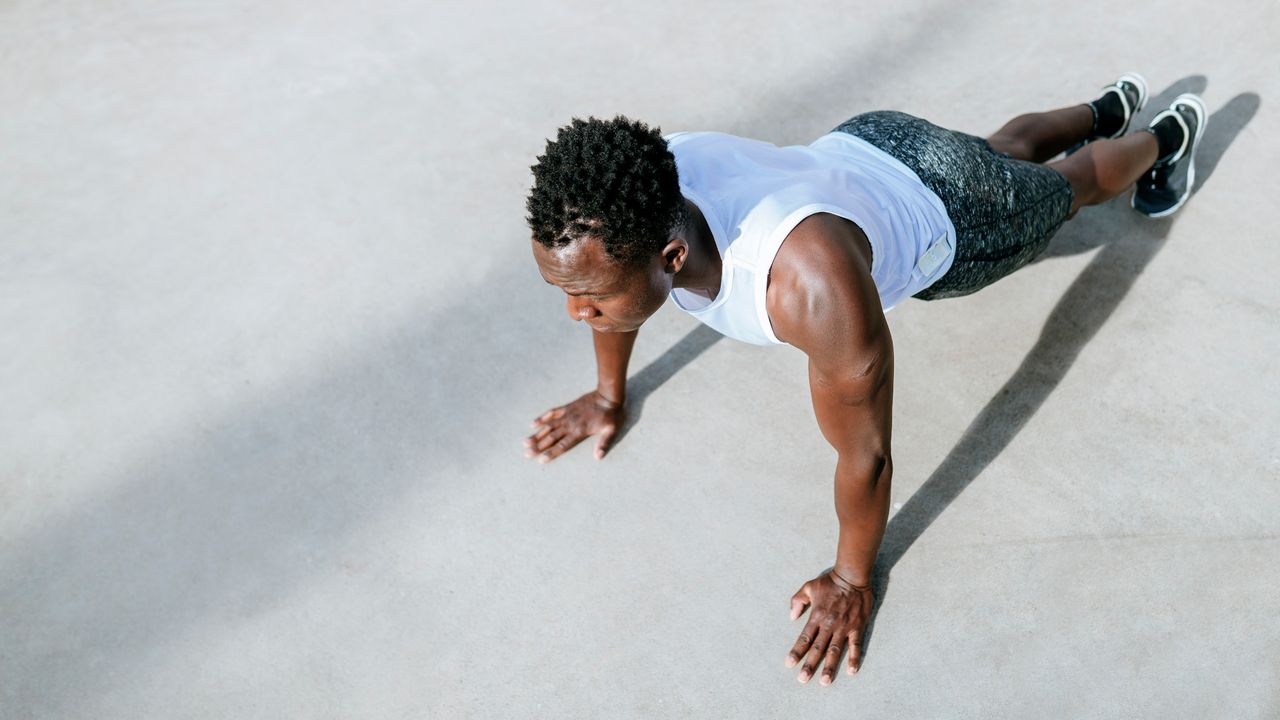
[769,213,895,456]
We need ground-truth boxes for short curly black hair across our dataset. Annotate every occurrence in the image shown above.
[525,114,690,268]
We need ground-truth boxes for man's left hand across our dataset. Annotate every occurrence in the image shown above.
[785,569,873,685]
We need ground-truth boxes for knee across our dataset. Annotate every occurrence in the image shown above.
[1049,155,1098,208]
[987,134,1035,162]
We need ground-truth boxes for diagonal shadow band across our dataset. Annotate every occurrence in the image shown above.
[607,323,723,448]
[858,81,1260,660]
[0,2,984,713]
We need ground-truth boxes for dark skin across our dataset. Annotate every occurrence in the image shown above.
[525,101,1162,684]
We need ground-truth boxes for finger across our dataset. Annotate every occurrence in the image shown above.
[524,422,555,445]
[798,627,834,683]
[539,434,584,462]
[789,588,811,621]
[524,424,554,450]
[785,618,820,668]
[530,429,567,455]
[531,407,566,426]
[530,412,565,434]
[820,636,847,685]
[594,426,617,459]
[847,630,863,675]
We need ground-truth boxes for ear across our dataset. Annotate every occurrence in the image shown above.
[661,236,690,274]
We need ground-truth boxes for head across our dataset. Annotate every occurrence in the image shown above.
[525,114,692,332]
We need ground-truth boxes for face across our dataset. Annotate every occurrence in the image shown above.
[532,234,680,333]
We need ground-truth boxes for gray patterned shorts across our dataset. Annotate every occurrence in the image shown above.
[832,111,1074,301]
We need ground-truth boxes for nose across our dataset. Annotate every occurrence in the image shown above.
[566,295,600,322]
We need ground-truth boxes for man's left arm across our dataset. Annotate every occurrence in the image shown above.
[767,214,894,685]
[809,323,894,589]
[783,300,894,685]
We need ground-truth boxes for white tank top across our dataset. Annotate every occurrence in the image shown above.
[664,130,957,346]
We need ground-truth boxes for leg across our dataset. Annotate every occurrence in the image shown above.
[1048,132,1160,218]
[987,105,1094,163]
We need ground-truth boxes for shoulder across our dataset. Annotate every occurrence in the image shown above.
[765,212,885,354]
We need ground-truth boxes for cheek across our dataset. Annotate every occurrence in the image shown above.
[601,298,632,319]
[624,286,664,318]
[602,295,641,321]
[607,274,666,320]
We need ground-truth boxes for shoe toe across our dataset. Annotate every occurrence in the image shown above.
[1175,103,1203,134]
[1117,72,1148,113]
[1121,83,1140,109]
[1133,179,1183,216]
[1136,167,1182,215]
[1133,189,1174,216]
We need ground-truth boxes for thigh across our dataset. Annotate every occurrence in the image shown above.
[833,111,1073,300]
[915,157,1073,300]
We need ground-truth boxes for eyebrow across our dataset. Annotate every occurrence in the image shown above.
[544,278,602,297]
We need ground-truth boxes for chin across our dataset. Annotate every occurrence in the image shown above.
[596,321,638,333]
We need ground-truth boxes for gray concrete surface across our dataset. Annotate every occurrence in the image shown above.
[2,0,1277,717]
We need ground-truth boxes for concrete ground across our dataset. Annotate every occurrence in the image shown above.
[2,0,1277,717]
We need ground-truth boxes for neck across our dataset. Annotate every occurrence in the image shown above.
[673,198,722,297]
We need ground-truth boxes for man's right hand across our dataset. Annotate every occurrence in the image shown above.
[524,390,627,463]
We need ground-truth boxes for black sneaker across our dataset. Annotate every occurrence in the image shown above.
[1065,72,1148,155]
[1132,93,1208,218]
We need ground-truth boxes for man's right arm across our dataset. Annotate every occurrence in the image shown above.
[524,327,637,462]
[593,327,639,407]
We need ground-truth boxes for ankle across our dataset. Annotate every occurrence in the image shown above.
[1147,114,1186,165]
[1088,90,1126,138]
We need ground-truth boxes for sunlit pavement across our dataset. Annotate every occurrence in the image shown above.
[2,1,1277,717]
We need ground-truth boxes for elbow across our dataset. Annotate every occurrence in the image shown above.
[867,452,891,489]
[861,453,893,496]
[874,453,892,486]
[838,450,893,487]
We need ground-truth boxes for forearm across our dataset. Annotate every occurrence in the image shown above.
[832,451,893,586]
[592,327,638,405]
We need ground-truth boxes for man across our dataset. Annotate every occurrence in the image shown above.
[521,74,1206,686]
